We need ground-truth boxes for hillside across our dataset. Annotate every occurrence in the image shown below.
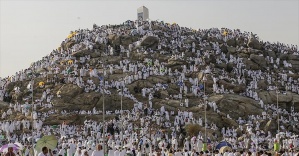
[1,20,299,140]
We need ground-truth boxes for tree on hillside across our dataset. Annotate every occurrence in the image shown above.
[185,124,201,136]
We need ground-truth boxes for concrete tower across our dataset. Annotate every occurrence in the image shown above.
[137,6,149,21]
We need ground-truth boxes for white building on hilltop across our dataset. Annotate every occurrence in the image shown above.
[137,6,149,21]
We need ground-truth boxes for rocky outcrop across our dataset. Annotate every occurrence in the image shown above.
[250,54,267,69]
[264,120,278,134]
[2,19,299,139]
[208,94,262,119]
[227,39,236,47]
[59,84,84,98]
[227,47,236,53]
[247,37,262,50]
[72,50,101,58]
[140,36,159,49]
[259,91,292,103]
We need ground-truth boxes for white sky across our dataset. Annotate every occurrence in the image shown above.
[0,0,298,77]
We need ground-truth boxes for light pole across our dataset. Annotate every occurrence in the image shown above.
[276,88,279,133]
[27,77,34,154]
[202,75,207,151]
[102,60,106,154]
[121,54,124,146]
[120,77,124,147]
[275,74,280,134]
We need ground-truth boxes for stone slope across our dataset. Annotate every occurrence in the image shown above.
[1,20,299,138]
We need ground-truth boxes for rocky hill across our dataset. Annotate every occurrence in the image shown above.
[1,20,299,139]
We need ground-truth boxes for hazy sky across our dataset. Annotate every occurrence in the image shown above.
[0,0,298,77]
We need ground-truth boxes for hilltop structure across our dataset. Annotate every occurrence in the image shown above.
[137,6,149,21]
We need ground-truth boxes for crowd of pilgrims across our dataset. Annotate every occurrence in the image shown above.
[0,19,299,156]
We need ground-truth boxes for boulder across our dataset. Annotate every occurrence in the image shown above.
[258,91,273,104]
[108,34,117,41]
[289,60,299,66]
[259,91,296,109]
[108,35,136,47]
[267,51,276,59]
[72,92,101,106]
[112,36,121,45]
[250,54,267,68]
[121,35,135,46]
[257,80,268,90]
[222,118,238,127]
[218,80,234,90]
[89,51,102,58]
[140,36,159,49]
[268,91,293,103]
[72,50,101,58]
[226,39,236,47]
[207,37,223,44]
[247,37,262,50]
[233,85,246,93]
[227,47,236,53]
[59,84,84,98]
[167,59,186,67]
[215,63,227,70]
[220,44,228,53]
[243,60,260,70]
[184,38,197,44]
[279,54,289,61]
[289,55,299,60]
[203,45,212,51]
[237,52,249,59]
[213,94,262,119]
[263,120,278,134]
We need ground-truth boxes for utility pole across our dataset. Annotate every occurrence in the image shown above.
[276,74,280,134]
[31,79,34,154]
[276,88,279,133]
[121,53,124,146]
[102,59,106,154]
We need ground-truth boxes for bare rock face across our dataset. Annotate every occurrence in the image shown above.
[108,35,137,47]
[250,54,267,69]
[267,50,277,59]
[198,94,265,129]
[222,118,238,127]
[226,38,236,47]
[140,36,159,49]
[227,47,236,54]
[209,94,262,120]
[243,59,260,70]
[259,91,294,104]
[247,37,262,50]
[257,80,268,90]
[59,84,84,98]
[72,50,101,58]
[263,120,278,134]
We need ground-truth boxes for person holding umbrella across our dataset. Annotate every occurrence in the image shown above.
[35,135,58,156]
[1,144,18,156]
[5,145,16,156]
[38,147,53,156]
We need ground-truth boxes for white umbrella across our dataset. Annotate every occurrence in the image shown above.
[14,142,23,150]
[0,143,19,153]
